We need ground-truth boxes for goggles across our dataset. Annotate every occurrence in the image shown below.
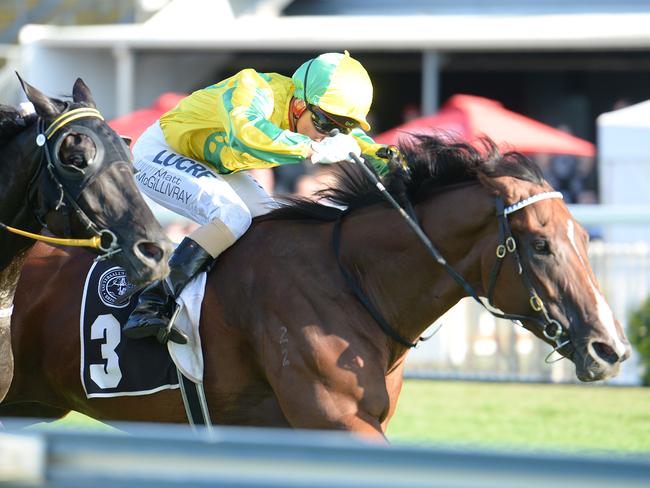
[308,104,359,135]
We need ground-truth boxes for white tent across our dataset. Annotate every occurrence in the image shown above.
[597,100,650,243]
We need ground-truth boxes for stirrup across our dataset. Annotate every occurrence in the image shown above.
[156,326,188,345]
[156,304,188,345]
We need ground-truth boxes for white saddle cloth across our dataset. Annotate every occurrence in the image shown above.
[167,271,207,384]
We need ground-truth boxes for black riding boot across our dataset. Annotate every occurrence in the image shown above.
[123,237,214,344]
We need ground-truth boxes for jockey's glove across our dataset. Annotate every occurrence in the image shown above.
[311,133,361,164]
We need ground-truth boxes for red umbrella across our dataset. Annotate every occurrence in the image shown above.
[108,92,186,146]
[375,94,595,157]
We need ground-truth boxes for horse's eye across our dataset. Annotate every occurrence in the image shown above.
[532,239,551,255]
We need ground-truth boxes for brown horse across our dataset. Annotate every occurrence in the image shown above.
[0,77,171,404]
[1,136,630,437]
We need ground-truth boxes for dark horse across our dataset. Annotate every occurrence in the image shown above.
[0,77,172,405]
[2,136,630,437]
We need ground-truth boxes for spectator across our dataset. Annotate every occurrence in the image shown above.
[571,156,598,204]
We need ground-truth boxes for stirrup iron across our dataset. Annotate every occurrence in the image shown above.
[157,303,188,345]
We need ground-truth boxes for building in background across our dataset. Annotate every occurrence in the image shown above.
[5,0,650,141]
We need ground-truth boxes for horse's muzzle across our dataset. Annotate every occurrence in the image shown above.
[575,338,631,382]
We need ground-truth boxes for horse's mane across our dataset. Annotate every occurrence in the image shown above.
[0,104,36,144]
[260,134,545,222]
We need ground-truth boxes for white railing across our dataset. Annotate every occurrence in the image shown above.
[2,422,649,487]
[568,204,650,226]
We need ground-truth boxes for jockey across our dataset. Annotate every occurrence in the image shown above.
[123,51,393,344]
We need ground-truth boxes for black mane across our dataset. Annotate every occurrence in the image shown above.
[0,104,35,144]
[260,134,545,222]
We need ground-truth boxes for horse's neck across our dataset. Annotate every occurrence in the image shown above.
[344,184,494,358]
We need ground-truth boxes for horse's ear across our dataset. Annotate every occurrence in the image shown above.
[16,72,66,118]
[72,78,96,108]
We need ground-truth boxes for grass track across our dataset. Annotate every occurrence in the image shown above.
[41,380,650,454]
[387,380,650,453]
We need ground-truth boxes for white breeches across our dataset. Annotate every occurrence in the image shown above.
[132,122,273,242]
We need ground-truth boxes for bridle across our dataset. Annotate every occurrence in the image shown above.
[334,176,571,364]
[1,107,126,259]
[485,192,570,362]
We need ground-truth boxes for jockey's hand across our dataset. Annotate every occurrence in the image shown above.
[377,145,409,173]
[311,133,361,164]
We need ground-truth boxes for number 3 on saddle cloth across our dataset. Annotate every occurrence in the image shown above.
[80,259,205,398]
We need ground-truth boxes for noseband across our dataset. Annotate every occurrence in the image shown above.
[334,187,571,363]
[25,107,123,258]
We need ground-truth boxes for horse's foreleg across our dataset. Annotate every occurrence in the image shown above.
[337,411,389,443]
[261,313,391,440]
[0,320,13,403]
[266,368,388,441]
[283,399,387,442]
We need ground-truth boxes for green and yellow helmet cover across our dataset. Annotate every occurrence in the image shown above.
[292,51,373,131]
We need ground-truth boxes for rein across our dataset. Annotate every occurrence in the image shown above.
[0,107,121,257]
[335,154,570,363]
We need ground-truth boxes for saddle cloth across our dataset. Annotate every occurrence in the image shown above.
[80,259,206,398]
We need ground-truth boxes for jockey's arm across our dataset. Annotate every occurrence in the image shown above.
[161,69,315,173]
[218,70,314,171]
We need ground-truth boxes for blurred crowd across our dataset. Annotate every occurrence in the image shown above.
[534,152,598,204]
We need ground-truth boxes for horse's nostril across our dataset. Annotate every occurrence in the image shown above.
[137,241,164,263]
[592,341,619,365]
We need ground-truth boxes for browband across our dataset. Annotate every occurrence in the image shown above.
[44,107,104,140]
[503,191,563,216]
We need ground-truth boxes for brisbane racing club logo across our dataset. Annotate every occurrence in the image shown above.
[98,266,136,308]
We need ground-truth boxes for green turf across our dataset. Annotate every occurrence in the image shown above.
[41,380,650,454]
[30,412,115,432]
[387,380,650,454]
